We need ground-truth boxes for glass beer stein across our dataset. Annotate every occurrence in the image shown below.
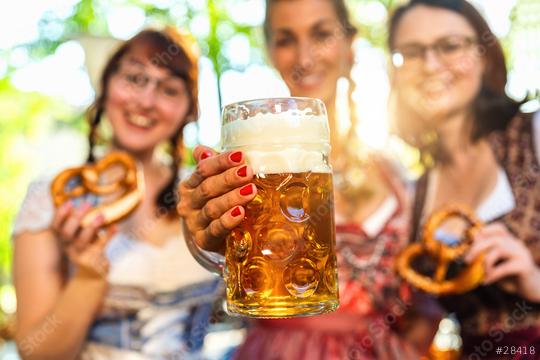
[187,97,339,318]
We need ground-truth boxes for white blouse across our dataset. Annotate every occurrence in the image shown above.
[425,112,540,224]
[12,176,221,359]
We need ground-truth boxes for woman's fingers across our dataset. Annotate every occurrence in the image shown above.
[72,214,105,251]
[196,183,257,227]
[483,246,503,273]
[67,224,116,278]
[191,164,254,209]
[194,206,246,251]
[465,236,497,263]
[51,201,73,231]
[177,146,257,252]
[178,162,254,221]
[484,260,522,284]
[184,150,246,190]
[59,202,93,242]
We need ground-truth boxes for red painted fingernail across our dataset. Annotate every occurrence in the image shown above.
[229,151,243,163]
[231,207,242,217]
[240,184,254,196]
[200,151,213,160]
[236,165,248,177]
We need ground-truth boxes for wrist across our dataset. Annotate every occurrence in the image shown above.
[72,268,109,287]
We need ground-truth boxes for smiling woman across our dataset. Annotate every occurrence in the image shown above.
[11,28,223,360]
[89,29,199,213]
[388,1,540,358]
[177,0,444,359]
[263,0,356,108]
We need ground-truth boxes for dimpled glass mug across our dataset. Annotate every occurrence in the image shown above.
[186,97,339,318]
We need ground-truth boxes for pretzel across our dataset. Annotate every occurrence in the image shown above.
[51,152,144,226]
[396,206,484,296]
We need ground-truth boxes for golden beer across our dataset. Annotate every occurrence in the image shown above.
[225,172,338,317]
[185,97,339,318]
[219,97,339,318]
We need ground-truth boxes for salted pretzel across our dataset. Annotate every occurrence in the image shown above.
[396,206,485,296]
[51,152,144,226]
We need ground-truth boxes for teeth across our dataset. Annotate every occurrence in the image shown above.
[129,115,153,128]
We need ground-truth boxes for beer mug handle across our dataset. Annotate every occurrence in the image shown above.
[182,219,224,276]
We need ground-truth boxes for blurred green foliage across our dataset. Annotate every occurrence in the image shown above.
[0,78,73,327]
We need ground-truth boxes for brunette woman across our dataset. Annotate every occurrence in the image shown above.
[388,0,540,357]
[13,28,220,359]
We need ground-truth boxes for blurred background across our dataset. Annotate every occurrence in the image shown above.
[0,0,539,357]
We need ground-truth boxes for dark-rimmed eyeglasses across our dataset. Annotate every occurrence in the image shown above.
[115,65,187,102]
[391,35,478,69]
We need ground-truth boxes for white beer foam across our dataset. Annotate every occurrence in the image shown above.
[246,148,331,174]
[221,112,331,174]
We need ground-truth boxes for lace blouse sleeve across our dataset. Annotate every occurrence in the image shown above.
[12,178,55,236]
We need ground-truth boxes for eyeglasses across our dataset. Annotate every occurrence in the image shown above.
[391,35,478,69]
[115,66,187,102]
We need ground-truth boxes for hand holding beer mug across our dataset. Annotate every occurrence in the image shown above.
[184,98,339,318]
